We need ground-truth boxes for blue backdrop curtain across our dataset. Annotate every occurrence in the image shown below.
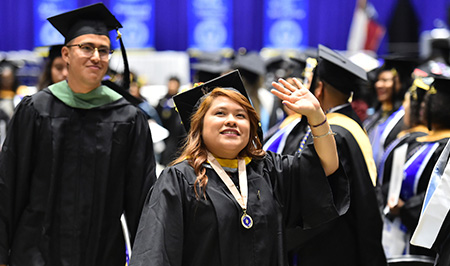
[1,0,450,54]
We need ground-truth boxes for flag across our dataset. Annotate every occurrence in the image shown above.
[347,0,385,52]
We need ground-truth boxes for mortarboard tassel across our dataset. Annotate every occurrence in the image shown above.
[117,29,130,91]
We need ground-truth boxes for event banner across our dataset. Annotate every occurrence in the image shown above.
[187,0,233,51]
[110,0,155,49]
[34,0,77,47]
[263,0,309,49]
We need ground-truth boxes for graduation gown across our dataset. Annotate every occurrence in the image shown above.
[434,212,450,265]
[410,140,450,265]
[289,104,387,266]
[0,108,8,150]
[396,131,450,256]
[280,116,309,155]
[0,88,157,266]
[364,107,405,168]
[156,95,186,166]
[130,149,350,266]
[377,126,429,208]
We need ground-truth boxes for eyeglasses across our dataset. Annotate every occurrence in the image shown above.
[66,43,114,60]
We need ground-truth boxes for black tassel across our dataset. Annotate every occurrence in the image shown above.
[118,31,130,91]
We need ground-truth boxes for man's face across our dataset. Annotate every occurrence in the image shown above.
[62,34,110,92]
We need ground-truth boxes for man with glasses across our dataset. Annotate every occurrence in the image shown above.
[0,3,157,266]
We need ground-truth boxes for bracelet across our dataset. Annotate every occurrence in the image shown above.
[312,129,336,139]
[310,117,327,128]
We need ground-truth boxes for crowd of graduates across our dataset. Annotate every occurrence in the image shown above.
[2,2,450,266]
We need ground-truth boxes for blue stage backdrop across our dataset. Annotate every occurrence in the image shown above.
[1,0,449,54]
[110,0,155,49]
[263,0,309,49]
[33,0,77,47]
[187,0,233,51]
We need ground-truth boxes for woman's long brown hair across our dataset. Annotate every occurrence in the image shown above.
[171,87,266,199]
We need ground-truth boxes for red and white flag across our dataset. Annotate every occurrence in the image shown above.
[347,0,385,52]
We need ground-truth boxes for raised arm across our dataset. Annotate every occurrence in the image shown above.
[271,78,338,176]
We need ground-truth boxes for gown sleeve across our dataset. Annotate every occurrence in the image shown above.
[0,97,38,264]
[124,110,158,245]
[264,142,350,230]
[129,167,185,266]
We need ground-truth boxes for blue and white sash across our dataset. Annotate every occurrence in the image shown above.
[370,107,405,167]
[401,142,439,201]
[411,139,450,248]
[263,117,301,153]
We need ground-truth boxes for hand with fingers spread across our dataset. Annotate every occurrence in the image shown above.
[271,77,325,125]
[271,77,338,176]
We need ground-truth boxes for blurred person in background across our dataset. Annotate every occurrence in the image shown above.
[381,75,450,260]
[232,50,284,136]
[156,75,186,166]
[376,72,431,258]
[37,44,68,91]
[0,60,20,119]
[129,71,162,125]
[364,56,418,167]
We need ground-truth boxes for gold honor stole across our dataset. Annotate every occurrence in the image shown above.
[327,113,377,186]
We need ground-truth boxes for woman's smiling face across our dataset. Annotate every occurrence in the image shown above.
[202,95,250,159]
[375,70,395,103]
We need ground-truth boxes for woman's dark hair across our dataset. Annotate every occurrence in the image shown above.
[37,45,64,91]
[37,59,55,91]
[407,83,428,127]
[423,91,450,130]
[171,87,265,198]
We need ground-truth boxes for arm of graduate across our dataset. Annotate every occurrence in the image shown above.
[129,167,184,266]
[271,78,338,176]
[399,192,426,232]
[0,97,36,264]
[124,110,158,247]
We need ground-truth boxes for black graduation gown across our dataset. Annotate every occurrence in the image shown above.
[397,133,450,256]
[0,88,157,266]
[364,108,405,151]
[433,210,450,266]
[289,105,387,266]
[156,95,186,166]
[377,127,429,209]
[0,108,9,150]
[281,116,309,155]
[130,150,350,266]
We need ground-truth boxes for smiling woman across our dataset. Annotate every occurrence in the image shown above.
[201,95,250,159]
[129,70,350,266]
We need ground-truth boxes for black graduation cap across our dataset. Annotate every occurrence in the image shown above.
[47,3,122,44]
[379,53,419,86]
[173,70,253,134]
[431,75,450,94]
[232,52,266,77]
[191,61,231,83]
[315,44,367,95]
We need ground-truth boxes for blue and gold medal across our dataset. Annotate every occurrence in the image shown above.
[241,209,253,229]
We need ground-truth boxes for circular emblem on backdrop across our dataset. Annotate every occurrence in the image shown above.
[40,23,64,45]
[194,19,227,51]
[122,20,150,48]
[269,19,302,48]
